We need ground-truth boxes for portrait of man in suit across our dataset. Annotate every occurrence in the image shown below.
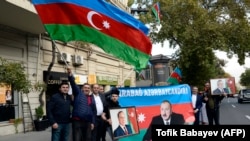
[143,100,185,141]
[113,110,133,138]
[212,79,229,95]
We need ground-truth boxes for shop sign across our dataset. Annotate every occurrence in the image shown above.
[88,74,97,84]
[97,76,118,85]
[74,74,87,85]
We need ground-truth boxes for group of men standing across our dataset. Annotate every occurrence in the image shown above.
[46,68,121,141]
[191,81,227,125]
[46,67,229,141]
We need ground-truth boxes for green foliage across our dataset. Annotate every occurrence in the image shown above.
[0,57,31,94]
[142,0,250,87]
[127,0,134,7]
[33,81,47,92]
[13,118,23,134]
[240,69,250,87]
[35,106,44,120]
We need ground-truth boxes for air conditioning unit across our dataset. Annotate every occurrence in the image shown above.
[58,52,71,63]
[73,55,83,66]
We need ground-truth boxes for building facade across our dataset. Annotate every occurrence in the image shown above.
[0,0,134,135]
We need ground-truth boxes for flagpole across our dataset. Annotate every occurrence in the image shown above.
[52,40,69,68]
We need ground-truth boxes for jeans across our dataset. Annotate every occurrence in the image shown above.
[52,123,70,141]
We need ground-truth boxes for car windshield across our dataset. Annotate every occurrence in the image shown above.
[242,89,250,94]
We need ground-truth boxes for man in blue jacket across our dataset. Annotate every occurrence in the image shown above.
[67,68,96,141]
[47,81,72,141]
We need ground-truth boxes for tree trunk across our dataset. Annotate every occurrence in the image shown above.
[39,40,55,107]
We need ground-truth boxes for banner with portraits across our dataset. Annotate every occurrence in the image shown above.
[117,84,194,141]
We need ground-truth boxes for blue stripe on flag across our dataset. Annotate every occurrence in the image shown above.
[32,0,149,35]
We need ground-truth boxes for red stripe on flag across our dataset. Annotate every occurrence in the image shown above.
[171,72,181,82]
[34,3,151,55]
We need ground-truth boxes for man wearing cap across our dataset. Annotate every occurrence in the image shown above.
[101,88,121,140]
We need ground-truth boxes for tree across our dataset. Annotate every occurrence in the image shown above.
[142,0,250,87]
[240,69,250,87]
[0,57,31,94]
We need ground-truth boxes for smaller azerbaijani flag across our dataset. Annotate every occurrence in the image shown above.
[32,0,152,71]
[167,67,182,85]
[151,2,161,23]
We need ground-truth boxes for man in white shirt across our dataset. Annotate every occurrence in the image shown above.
[91,84,107,141]
[191,86,203,125]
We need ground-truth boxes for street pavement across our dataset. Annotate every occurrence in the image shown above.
[0,127,112,141]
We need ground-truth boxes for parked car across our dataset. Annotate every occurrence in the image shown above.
[238,89,250,103]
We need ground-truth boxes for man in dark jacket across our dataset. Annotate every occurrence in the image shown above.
[204,82,226,125]
[101,88,121,140]
[67,68,96,141]
[47,81,72,141]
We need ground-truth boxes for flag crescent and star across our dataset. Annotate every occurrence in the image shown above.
[87,11,110,31]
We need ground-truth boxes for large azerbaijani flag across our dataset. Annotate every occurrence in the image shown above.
[32,0,152,71]
[118,84,194,141]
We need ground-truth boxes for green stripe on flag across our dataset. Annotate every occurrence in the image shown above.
[45,24,150,71]
[167,77,179,85]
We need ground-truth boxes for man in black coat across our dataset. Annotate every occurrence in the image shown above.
[204,82,226,125]
[47,81,72,141]
[143,100,185,141]
[101,88,121,140]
